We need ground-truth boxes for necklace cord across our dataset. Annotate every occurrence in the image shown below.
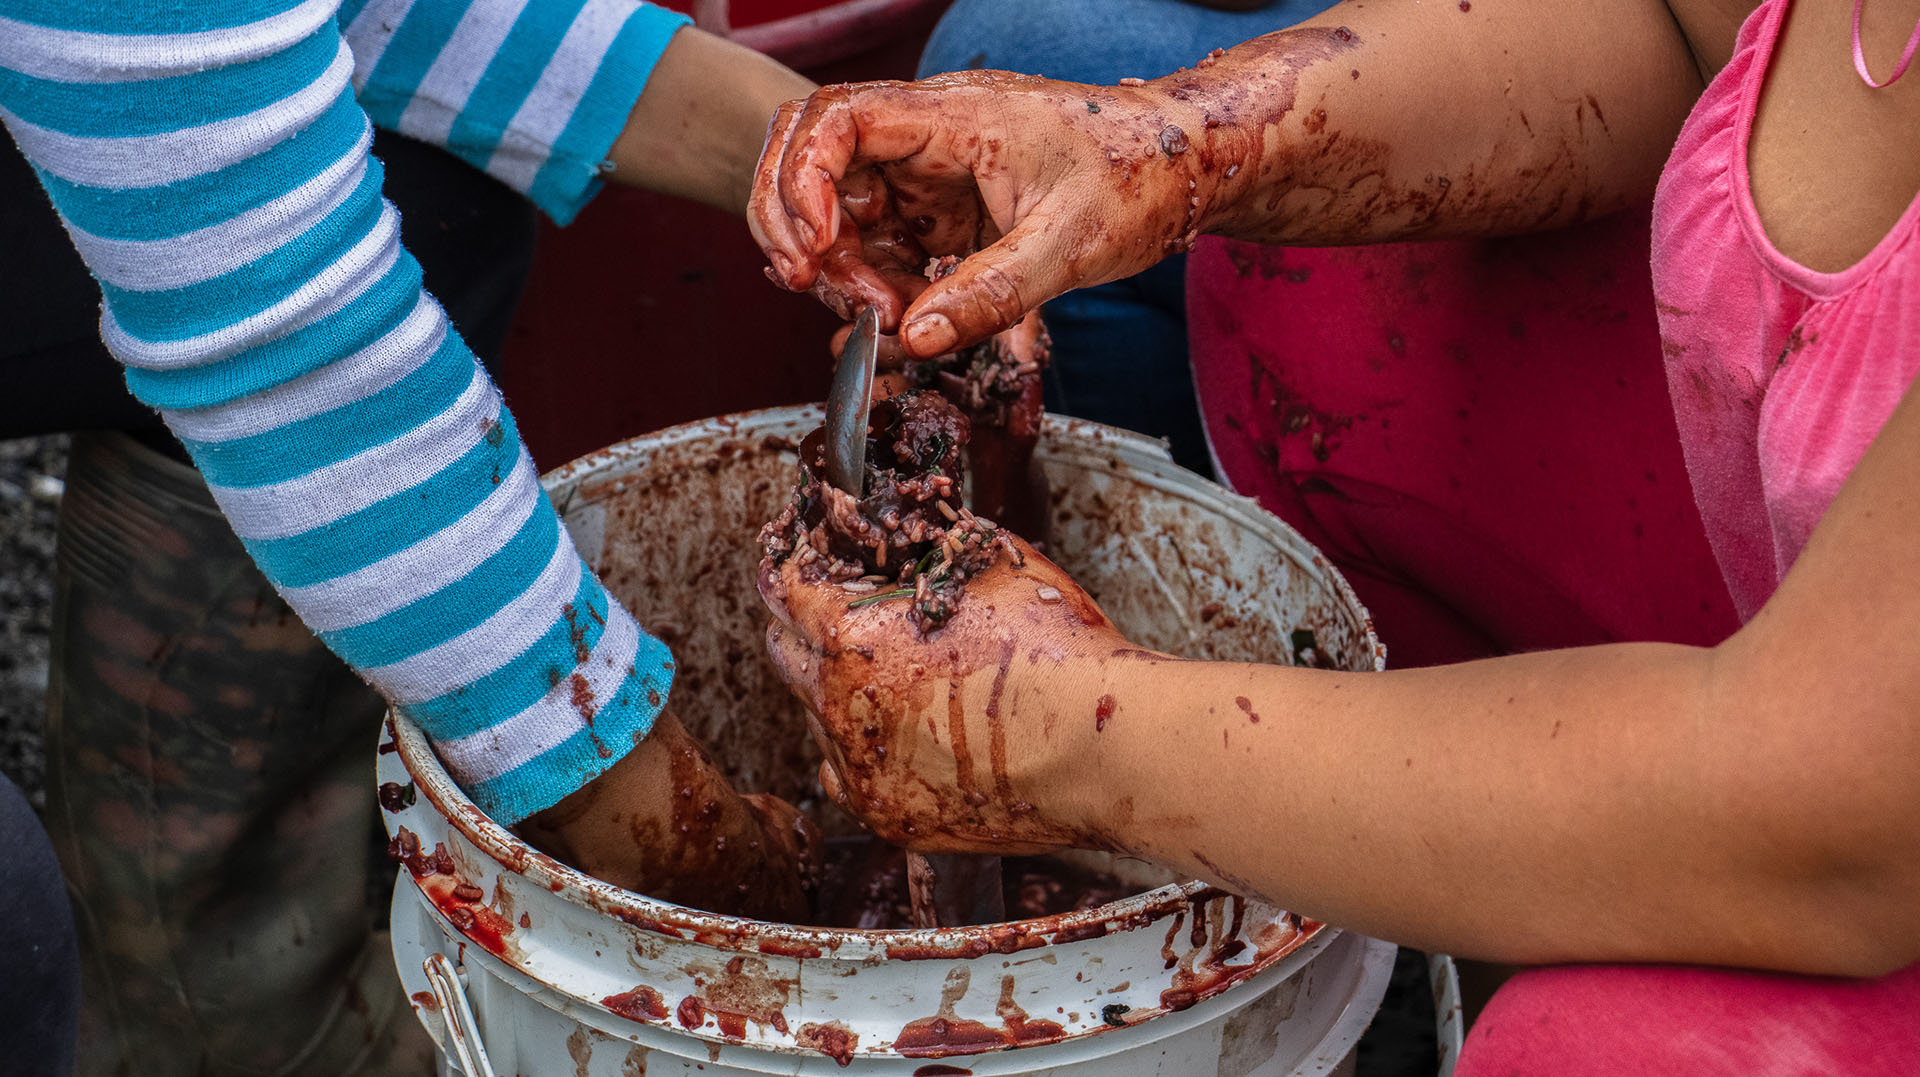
[1851,0,1920,87]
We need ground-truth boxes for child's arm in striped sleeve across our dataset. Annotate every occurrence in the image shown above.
[0,0,812,916]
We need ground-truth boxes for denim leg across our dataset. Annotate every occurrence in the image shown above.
[918,0,1339,475]
[919,0,1335,85]
[1038,259,1216,473]
[0,773,79,1077]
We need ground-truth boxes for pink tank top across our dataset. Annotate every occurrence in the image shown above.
[1652,0,1920,620]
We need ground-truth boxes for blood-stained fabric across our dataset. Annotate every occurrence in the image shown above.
[1188,213,1739,669]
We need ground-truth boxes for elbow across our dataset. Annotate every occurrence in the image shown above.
[1745,758,1920,978]
[1715,699,1920,978]
[1800,909,1920,980]
[1845,951,1920,981]
[1724,856,1920,979]
[1686,618,1920,978]
[1808,830,1920,978]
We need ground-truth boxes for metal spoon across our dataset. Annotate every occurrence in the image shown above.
[823,307,881,496]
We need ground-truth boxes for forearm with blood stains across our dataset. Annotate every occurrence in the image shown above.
[751,2,1705,357]
[515,710,818,921]
[1145,4,1706,246]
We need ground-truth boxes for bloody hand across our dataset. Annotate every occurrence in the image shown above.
[750,71,1252,358]
[759,531,1128,856]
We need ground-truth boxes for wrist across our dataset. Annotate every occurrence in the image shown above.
[515,711,810,917]
[1146,27,1361,241]
[1020,645,1155,852]
[1058,647,1215,860]
[1115,76,1259,253]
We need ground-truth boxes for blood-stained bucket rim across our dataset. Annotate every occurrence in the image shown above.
[388,705,1313,963]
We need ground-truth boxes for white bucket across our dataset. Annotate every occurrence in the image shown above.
[380,407,1405,1076]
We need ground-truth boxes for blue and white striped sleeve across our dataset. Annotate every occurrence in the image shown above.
[0,0,679,825]
[338,0,689,224]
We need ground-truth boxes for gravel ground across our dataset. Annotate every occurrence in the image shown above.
[0,434,65,811]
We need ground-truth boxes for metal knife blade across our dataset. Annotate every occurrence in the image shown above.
[823,307,881,496]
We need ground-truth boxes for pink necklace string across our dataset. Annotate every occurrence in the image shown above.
[1851,0,1920,87]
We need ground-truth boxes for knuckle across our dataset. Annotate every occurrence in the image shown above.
[965,261,1026,328]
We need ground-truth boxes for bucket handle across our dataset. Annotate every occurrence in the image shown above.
[425,951,501,1077]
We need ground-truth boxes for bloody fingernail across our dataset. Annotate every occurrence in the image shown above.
[902,313,957,356]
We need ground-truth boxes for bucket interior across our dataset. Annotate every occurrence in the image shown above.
[379,407,1391,1072]
[543,407,1380,903]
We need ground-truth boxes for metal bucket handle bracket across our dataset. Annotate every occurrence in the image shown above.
[425,952,500,1077]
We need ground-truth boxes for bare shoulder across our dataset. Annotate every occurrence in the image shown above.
[1750,0,1920,272]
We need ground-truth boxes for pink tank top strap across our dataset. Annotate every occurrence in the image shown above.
[1852,0,1920,87]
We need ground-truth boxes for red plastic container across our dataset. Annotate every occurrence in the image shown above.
[501,0,951,465]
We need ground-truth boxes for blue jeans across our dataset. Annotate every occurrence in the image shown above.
[918,0,1339,474]
[0,775,79,1077]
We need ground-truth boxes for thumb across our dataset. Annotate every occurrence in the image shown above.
[764,621,828,716]
[895,216,1081,358]
[817,760,850,812]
